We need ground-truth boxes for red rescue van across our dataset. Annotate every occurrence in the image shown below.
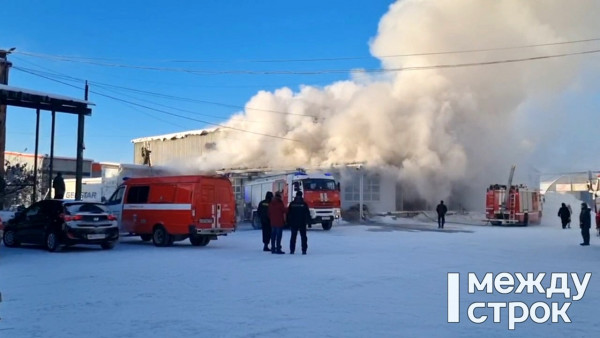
[105,175,236,247]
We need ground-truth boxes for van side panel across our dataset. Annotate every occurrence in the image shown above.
[149,184,176,203]
[175,184,193,204]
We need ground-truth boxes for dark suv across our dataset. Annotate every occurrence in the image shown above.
[2,200,119,252]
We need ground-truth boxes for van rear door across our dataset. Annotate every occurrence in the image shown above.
[215,180,235,229]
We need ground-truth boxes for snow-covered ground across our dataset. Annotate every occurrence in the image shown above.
[1,192,599,337]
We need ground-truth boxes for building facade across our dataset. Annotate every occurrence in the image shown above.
[2,151,93,206]
[130,129,419,216]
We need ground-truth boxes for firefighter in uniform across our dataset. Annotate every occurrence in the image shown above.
[257,191,273,252]
[287,191,311,255]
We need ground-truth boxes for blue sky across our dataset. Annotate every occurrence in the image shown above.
[2,0,394,163]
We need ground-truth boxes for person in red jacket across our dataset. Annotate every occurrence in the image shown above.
[268,191,287,254]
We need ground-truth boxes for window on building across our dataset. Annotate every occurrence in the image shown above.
[343,174,380,201]
[231,178,243,201]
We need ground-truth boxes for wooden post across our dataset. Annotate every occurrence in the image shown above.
[0,49,14,207]
[33,108,40,202]
[49,111,56,198]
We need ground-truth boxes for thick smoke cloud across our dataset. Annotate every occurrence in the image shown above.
[196,0,600,208]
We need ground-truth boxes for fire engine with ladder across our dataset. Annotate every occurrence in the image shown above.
[485,165,543,226]
[241,169,341,231]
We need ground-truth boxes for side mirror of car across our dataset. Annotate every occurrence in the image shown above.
[101,196,107,203]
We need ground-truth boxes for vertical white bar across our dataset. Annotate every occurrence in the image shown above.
[448,273,460,323]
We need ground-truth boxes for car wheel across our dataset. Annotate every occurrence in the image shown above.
[3,230,20,247]
[152,226,171,247]
[140,234,152,242]
[190,235,210,247]
[45,232,61,252]
[101,242,115,250]
[321,221,333,231]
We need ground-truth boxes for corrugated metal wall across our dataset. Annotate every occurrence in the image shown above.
[133,131,223,166]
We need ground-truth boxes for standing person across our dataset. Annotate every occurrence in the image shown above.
[268,192,286,254]
[257,191,273,252]
[579,202,591,246]
[567,204,573,228]
[557,203,571,229]
[287,191,311,255]
[52,172,65,199]
[436,200,448,229]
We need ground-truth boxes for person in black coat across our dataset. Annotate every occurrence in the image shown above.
[436,200,448,229]
[579,202,591,246]
[557,203,571,229]
[52,172,66,199]
[257,191,273,252]
[287,191,311,255]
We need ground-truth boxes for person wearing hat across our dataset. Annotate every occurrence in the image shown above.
[287,190,311,255]
[268,191,287,254]
[257,191,274,252]
[579,202,591,246]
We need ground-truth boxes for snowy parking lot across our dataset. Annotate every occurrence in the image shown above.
[1,195,599,337]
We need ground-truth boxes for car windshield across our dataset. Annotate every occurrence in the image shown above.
[301,179,336,191]
[65,203,108,214]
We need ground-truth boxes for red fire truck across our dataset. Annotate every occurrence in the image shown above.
[485,184,543,226]
[485,166,543,226]
[243,169,341,230]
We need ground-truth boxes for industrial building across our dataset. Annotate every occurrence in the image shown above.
[130,129,419,215]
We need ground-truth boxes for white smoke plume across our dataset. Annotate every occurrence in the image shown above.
[196,0,600,208]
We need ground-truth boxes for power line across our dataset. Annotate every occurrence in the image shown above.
[88,91,302,142]
[13,48,600,75]
[90,82,242,122]
[12,64,317,118]
[13,37,600,63]
[89,82,317,118]
[13,67,302,142]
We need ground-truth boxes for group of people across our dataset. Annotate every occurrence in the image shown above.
[256,190,311,255]
[557,202,594,246]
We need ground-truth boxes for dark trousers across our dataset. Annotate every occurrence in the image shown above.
[438,215,445,228]
[290,224,308,253]
[271,227,283,251]
[581,228,590,245]
[261,222,271,246]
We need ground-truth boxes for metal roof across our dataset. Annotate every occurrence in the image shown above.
[0,84,93,115]
[131,127,219,143]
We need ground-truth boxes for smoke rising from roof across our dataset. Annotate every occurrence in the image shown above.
[195,0,600,208]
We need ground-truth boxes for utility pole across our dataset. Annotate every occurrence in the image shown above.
[0,48,15,207]
[74,81,87,200]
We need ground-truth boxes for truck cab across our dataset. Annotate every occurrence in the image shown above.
[277,173,341,230]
